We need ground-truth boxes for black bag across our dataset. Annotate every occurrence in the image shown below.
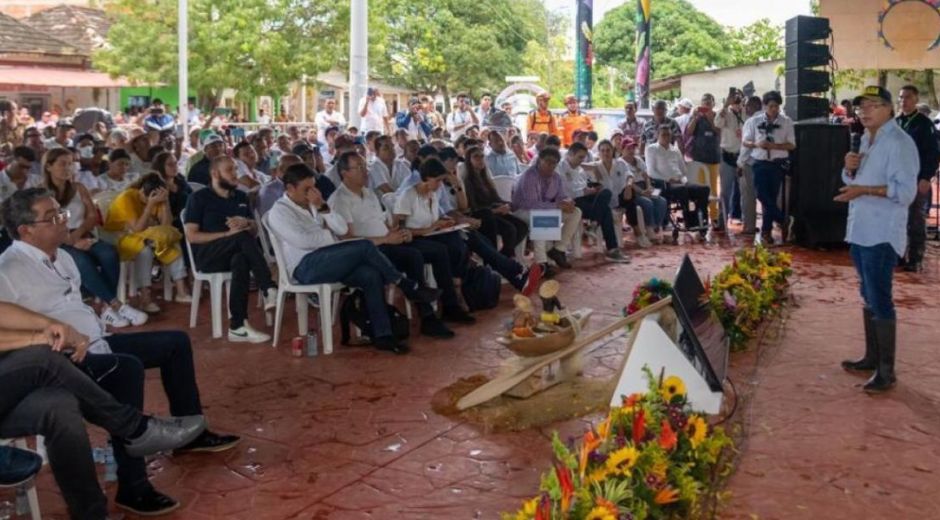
[690,117,721,164]
[461,264,501,311]
[339,290,410,345]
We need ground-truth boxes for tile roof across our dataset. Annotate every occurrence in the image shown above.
[0,10,81,56]
[22,4,111,55]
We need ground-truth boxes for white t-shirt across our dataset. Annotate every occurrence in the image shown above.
[587,158,633,208]
[368,159,411,192]
[358,97,388,134]
[0,168,42,202]
[315,110,347,143]
[556,158,589,199]
[258,114,272,125]
[328,183,390,238]
[394,185,439,229]
[98,171,139,193]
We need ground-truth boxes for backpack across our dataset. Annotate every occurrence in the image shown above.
[461,264,502,311]
[689,116,721,164]
[339,290,410,345]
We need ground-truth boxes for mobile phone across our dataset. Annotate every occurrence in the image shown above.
[587,181,602,188]
[698,106,710,114]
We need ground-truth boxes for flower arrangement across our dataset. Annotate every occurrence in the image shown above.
[503,369,733,520]
[706,245,792,351]
[623,278,673,317]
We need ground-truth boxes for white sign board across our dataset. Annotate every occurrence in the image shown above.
[529,209,563,241]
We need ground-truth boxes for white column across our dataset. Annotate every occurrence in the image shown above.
[301,74,307,123]
[348,0,368,129]
[178,0,189,140]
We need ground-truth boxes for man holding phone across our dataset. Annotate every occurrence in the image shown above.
[715,89,752,232]
[359,87,389,134]
[685,93,722,229]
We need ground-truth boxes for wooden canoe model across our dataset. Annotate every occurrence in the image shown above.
[497,308,593,358]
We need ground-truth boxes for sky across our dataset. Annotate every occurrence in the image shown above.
[543,0,812,29]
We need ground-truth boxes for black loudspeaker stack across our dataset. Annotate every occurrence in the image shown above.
[784,16,832,121]
[789,123,850,247]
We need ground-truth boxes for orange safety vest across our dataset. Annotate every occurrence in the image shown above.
[558,111,594,147]
[527,110,558,137]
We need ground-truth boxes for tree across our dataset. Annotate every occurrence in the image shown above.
[520,8,573,108]
[593,0,729,80]
[368,0,548,110]
[95,0,344,109]
[728,19,785,66]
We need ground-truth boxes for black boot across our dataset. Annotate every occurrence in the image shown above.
[841,308,876,372]
[863,319,897,393]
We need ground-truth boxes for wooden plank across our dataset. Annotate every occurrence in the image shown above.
[456,297,674,411]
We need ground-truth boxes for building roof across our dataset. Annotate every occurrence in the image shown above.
[315,70,413,96]
[0,10,81,57]
[0,65,130,87]
[22,4,110,55]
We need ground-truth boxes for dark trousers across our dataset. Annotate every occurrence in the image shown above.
[464,229,524,289]
[655,179,710,228]
[0,346,144,520]
[575,189,618,250]
[419,231,470,282]
[293,240,402,339]
[907,189,930,264]
[194,231,275,329]
[851,243,898,320]
[379,242,446,314]
[752,160,786,233]
[471,209,529,257]
[93,331,203,497]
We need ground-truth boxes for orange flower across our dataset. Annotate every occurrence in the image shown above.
[578,430,603,478]
[659,420,677,451]
[595,496,618,515]
[622,392,643,409]
[554,462,574,513]
[596,415,612,442]
[632,408,646,445]
[654,487,680,505]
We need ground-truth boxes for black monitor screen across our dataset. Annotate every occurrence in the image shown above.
[672,255,728,392]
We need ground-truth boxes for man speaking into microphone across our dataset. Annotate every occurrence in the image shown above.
[836,86,918,393]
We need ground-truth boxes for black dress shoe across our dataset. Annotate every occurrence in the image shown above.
[420,317,455,339]
[442,307,476,324]
[398,279,443,304]
[175,431,242,454]
[375,336,409,355]
[0,446,42,487]
[546,248,571,269]
[116,487,179,516]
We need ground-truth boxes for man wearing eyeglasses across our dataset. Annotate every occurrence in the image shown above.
[836,86,919,394]
[0,188,242,515]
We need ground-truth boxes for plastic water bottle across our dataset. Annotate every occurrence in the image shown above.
[14,488,29,516]
[104,443,117,482]
[306,332,318,357]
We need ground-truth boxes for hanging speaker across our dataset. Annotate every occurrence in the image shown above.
[786,41,832,70]
[785,15,831,44]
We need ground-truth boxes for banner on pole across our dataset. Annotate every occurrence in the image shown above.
[575,0,594,109]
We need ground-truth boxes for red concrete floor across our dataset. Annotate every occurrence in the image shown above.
[12,232,940,519]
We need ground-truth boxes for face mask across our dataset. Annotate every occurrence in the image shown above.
[79,146,94,159]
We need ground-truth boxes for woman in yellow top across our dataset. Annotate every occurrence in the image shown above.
[105,172,191,313]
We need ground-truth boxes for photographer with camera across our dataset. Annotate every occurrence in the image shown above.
[716,88,753,233]
[741,91,795,245]
[685,93,722,229]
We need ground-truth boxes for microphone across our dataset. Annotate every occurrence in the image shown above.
[848,133,861,178]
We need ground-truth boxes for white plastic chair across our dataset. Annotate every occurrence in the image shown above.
[0,437,44,520]
[262,214,344,353]
[181,210,232,339]
[187,181,207,192]
[491,176,515,202]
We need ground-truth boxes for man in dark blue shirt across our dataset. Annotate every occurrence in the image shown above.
[184,156,277,343]
[186,133,226,186]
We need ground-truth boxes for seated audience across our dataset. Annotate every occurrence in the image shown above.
[619,138,667,245]
[186,132,226,186]
[463,145,529,258]
[184,156,278,343]
[99,148,140,193]
[369,135,411,194]
[151,150,193,229]
[257,153,302,216]
[233,141,270,192]
[645,125,711,230]
[484,131,522,178]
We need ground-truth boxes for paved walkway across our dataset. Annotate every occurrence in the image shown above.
[19,236,940,519]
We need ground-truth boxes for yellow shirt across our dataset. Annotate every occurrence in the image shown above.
[105,189,181,263]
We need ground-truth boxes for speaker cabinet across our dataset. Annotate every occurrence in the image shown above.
[785,41,832,69]
[789,123,850,247]
[785,69,831,95]
[785,15,831,44]
[785,95,830,121]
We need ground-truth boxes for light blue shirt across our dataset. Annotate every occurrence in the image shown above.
[842,119,918,256]
[485,150,522,178]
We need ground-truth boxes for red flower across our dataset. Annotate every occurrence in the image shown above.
[632,408,646,445]
[535,493,552,520]
[659,420,677,451]
[554,462,574,513]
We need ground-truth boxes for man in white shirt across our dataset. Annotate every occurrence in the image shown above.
[557,143,629,262]
[475,94,495,124]
[328,153,456,339]
[446,93,479,140]
[315,98,347,143]
[675,98,694,135]
[267,160,441,354]
[0,146,41,203]
[0,188,240,515]
[484,131,522,178]
[257,109,271,125]
[368,135,412,194]
[740,90,796,244]
[232,141,271,192]
[645,125,711,230]
[358,87,389,135]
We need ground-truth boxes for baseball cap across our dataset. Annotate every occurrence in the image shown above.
[621,137,638,149]
[56,118,74,128]
[678,98,694,109]
[853,85,892,106]
[536,92,551,100]
[201,133,224,148]
[291,142,317,156]
[564,94,577,103]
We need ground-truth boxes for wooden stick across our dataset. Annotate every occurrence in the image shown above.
[456,297,673,410]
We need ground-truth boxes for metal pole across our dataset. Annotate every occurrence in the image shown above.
[349,0,368,129]
[178,0,189,140]
[301,74,307,123]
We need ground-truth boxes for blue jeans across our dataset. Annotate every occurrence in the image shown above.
[576,189,618,250]
[850,243,897,320]
[63,241,120,303]
[292,240,403,339]
[752,160,786,233]
[629,195,668,229]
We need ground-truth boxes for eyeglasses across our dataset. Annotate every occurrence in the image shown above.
[29,209,70,226]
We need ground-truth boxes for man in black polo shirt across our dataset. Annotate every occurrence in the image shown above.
[184,156,277,343]
[186,132,226,186]
[896,85,939,272]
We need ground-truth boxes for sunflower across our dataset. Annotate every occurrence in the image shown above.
[605,445,639,475]
[686,415,708,449]
[660,375,686,403]
[587,466,610,484]
[584,506,617,520]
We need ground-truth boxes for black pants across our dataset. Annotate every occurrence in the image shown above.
[194,231,275,328]
[575,189,618,250]
[379,242,459,312]
[907,188,930,264]
[654,179,710,228]
[0,346,143,520]
[90,331,203,498]
[470,208,529,257]
[464,230,525,290]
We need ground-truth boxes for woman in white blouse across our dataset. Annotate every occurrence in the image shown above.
[620,138,667,244]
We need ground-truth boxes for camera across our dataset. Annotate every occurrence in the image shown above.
[757,120,780,142]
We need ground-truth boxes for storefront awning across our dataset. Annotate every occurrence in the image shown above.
[0,66,130,88]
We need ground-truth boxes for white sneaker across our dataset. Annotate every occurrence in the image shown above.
[117,304,149,327]
[100,307,130,328]
[263,287,278,312]
[228,322,271,344]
